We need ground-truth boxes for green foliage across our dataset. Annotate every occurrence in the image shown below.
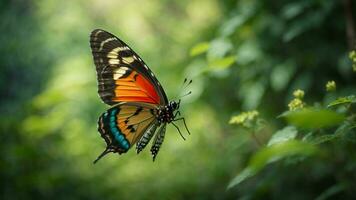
[283,109,345,129]
[227,82,355,198]
[207,0,356,197]
[328,95,356,107]
[267,126,297,146]
[208,56,236,70]
[228,140,318,189]
[190,42,210,57]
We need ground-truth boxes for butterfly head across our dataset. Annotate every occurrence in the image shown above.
[169,100,180,111]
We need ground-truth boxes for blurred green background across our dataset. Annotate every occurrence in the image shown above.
[1,0,355,199]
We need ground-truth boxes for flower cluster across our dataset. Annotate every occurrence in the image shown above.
[293,89,305,99]
[326,80,336,92]
[288,89,305,111]
[229,110,259,128]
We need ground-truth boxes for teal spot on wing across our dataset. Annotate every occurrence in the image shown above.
[110,121,116,128]
[106,107,131,151]
[110,116,115,122]
[111,108,118,115]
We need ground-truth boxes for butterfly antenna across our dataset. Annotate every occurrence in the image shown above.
[181,79,193,91]
[178,91,192,99]
[175,78,193,100]
[175,78,188,99]
[93,148,112,164]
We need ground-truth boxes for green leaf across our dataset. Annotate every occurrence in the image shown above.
[227,141,317,189]
[220,15,246,36]
[283,109,345,129]
[190,42,210,57]
[283,12,322,42]
[249,140,317,171]
[267,126,298,146]
[208,56,236,70]
[315,184,345,200]
[235,40,261,65]
[270,61,296,91]
[281,2,307,19]
[227,168,255,190]
[240,81,265,109]
[207,38,232,60]
[306,121,356,145]
[327,95,356,107]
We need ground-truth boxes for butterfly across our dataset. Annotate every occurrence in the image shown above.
[89,29,191,163]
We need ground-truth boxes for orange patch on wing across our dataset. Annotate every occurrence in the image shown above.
[116,106,155,145]
[114,72,160,104]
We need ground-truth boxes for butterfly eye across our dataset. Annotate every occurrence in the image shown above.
[170,101,178,110]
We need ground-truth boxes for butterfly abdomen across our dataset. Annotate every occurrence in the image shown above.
[98,108,130,151]
[136,120,160,154]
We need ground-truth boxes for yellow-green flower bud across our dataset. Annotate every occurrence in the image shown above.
[288,98,305,111]
[229,110,259,127]
[326,80,336,92]
[293,89,305,99]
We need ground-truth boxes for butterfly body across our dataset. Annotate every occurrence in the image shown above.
[90,29,189,163]
[156,101,179,123]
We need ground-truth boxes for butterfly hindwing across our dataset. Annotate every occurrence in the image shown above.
[90,29,168,106]
[94,102,158,163]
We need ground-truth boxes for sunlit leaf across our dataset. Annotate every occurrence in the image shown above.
[283,109,345,129]
[190,42,210,57]
[228,141,317,189]
[249,140,317,171]
[267,126,297,146]
[327,95,356,107]
[227,168,255,190]
[208,56,236,70]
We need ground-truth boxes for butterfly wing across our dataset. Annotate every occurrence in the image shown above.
[90,29,168,106]
[94,102,159,163]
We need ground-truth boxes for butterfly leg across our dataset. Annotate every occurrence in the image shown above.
[173,111,181,118]
[171,122,186,140]
[173,117,191,135]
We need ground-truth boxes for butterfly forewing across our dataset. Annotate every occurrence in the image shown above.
[90,29,168,106]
